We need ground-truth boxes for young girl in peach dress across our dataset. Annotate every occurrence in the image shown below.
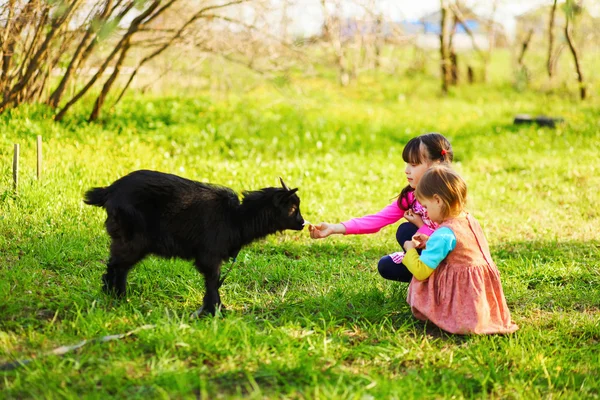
[402,166,518,335]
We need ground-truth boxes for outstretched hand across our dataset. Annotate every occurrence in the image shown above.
[309,222,344,239]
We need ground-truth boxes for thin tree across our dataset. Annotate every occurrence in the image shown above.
[563,0,586,99]
[448,10,458,85]
[547,0,558,79]
[440,0,452,94]
[448,2,490,82]
[517,28,533,67]
[373,14,382,69]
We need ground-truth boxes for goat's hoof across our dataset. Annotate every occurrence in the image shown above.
[190,304,225,319]
[190,307,210,319]
[101,285,126,298]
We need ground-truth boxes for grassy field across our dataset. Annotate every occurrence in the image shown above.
[1,67,599,398]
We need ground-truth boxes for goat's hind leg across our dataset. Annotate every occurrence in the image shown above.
[192,258,223,317]
[102,239,145,297]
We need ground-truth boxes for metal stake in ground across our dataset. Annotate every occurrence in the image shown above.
[13,144,19,194]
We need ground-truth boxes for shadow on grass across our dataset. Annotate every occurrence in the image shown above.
[236,238,600,331]
[2,227,599,332]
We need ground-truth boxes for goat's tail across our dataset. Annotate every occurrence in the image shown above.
[84,187,109,207]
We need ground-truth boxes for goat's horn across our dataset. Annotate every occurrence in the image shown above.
[279,177,290,191]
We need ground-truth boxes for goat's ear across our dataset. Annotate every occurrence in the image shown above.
[274,188,298,205]
[279,177,291,191]
[284,188,298,199]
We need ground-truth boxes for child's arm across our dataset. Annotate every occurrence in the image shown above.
[309,223,346,239]
[402,247,435,280]
[403,209,424,228]
[416,225,435,237]
[411,233,429,249]
[403,227,456,280]
[404,212,435,237]
[341,201,405,235]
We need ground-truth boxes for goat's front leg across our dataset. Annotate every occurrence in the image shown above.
[192,259,223,317]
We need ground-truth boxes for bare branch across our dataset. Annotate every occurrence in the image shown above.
[88,0,184,121]
[0,0,85,112]
[448,2,485,59]
[55,0,165,121]
[48,0,119,107]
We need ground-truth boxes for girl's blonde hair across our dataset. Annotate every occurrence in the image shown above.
[415,166,467,219]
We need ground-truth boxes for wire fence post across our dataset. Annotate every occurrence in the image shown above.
[37,135,42,181]
[13,144,19,194]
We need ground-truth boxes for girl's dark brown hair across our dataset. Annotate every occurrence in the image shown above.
[415,165,467,219]
[398,133,454,209]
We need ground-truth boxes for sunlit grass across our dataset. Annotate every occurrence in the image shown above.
[1,67,599,398]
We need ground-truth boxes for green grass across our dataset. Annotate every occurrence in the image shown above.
[1,68,599,398]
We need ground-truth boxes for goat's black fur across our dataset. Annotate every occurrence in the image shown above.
[85,170,305,315]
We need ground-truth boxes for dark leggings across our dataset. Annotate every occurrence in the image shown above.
[377,222,419,283]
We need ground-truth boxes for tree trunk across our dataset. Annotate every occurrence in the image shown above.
[439,0,452,94]
[55,0,164,122]
[449,15,458,85]
[547,0,558,79]
[564,15,586,100]
[449,1,489,81]
[374,15,382,69]
[517,29,533,67]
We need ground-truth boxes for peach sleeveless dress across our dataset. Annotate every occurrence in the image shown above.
[407,214,518,335]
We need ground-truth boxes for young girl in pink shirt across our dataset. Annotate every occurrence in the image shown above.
[309,133,453,282]
[403,166,518,334]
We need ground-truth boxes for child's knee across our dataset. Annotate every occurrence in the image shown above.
[377,257,389,277]
[378,256,396,279]
[396,222,418,245]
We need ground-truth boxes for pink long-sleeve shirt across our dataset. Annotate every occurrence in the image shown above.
[341,191,437,236]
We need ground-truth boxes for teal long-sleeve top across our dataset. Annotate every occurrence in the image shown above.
[403,227,457,280]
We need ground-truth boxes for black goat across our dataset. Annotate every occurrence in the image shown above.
[84,170,305,315]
